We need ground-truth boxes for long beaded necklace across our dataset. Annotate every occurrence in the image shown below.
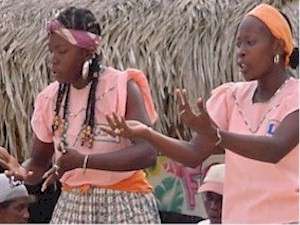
[52,64,105,151]
[52,84,70,152]
[232,77,291,134]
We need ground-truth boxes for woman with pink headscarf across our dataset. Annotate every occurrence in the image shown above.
[0,7,160,223]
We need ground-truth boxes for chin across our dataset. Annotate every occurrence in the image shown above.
[242,73,256,82]
[52,73,68,84]
[56,77,70,84]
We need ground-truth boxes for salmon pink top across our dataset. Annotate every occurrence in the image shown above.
[206,78,299,223]
[31,67,157,193]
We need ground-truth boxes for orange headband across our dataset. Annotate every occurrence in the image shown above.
[246,3,294,66]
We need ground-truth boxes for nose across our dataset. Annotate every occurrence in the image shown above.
[48,52,59,68]
[237,44,246,59]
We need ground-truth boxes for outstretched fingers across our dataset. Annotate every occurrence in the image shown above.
[176,89,188,112]
[41,165,60,192]
[196,97,209,118]
[4,169,33,182]
[196,97,204,111]
[112,113,122,127]
[42,166,56,180]
[0,158,8,169]
[100,125,116,137]
[176,89,195,117]
[106,114,117,130]
[41,173,57,192]
[0,147,10,162]
[103,113,127,137]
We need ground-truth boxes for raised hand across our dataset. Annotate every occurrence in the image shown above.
[176,89,201,130]
[176,89,216,135]
[101,113,150,140]
[0,146,33,181]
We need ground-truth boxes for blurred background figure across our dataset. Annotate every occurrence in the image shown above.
[0,174,34,223]
[197,164,224,224]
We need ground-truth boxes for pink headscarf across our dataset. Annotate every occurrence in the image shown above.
[47,19,101,51]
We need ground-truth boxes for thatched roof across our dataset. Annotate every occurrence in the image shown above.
[0,0,298,160]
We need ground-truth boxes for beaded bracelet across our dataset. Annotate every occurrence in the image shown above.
[82,155,89,172]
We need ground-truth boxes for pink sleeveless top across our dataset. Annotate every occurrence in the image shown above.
[206,78,299,223]
[31,67,157,190]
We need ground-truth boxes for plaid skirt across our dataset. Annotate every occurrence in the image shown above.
[50,187,161,224]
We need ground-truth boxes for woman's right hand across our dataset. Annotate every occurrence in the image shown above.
[101,113,151,140]
[176,89,217,134]
[0,147,33,181]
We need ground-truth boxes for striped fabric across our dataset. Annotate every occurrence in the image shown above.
[50,187,161,224]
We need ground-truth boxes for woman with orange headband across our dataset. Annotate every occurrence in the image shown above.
[102,3,299,223]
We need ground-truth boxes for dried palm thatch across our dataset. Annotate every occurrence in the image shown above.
[0,0,298,160]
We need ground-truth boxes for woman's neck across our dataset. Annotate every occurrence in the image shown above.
[253,67,289,103]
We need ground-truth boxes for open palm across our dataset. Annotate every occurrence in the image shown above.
[102,113,150,140]
[176,89,215,134]
[0,147,31,181]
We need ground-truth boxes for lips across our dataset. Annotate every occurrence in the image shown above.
[51,66,60,75]
[237,61,248,73]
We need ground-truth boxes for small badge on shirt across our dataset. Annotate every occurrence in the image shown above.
[266,120,280,136]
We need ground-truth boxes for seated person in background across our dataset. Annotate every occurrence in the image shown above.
[0,174,34,223]
[198,164,224,224]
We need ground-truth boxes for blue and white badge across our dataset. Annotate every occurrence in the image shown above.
[266,120,280,136]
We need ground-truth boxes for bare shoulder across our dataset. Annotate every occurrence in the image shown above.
[126,80,150,124]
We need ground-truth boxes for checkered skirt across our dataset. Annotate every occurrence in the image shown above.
[50,187,161,224]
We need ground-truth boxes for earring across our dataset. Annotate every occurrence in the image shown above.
[82,59,91,80]
[273,54,280,64]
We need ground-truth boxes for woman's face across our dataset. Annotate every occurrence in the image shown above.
[48,33,88,84]
[236,16,277,81]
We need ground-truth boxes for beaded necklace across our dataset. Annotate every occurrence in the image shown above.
[52,65,105,151]
[232,77,291,134]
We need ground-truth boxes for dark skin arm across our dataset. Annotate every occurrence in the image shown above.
[127,89,223,168]
[100,89,224,168]
[144,130,223,168]
[83,80,157,171]
[52,80,157,172]
[1,80,156,187]
[175,89,299,163]
[40,80,157,191]
[220,110,299,163]
[1,134,55,185]
[103,89,298,167]
[101,119,224,168]
[21,137,54,185]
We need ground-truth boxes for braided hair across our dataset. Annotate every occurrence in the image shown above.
[52,7,103,148]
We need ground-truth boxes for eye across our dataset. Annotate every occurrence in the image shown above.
[247,40,256,46]
[58,49,67,54]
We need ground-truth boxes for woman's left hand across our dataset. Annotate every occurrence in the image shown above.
[41,148,84,192]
